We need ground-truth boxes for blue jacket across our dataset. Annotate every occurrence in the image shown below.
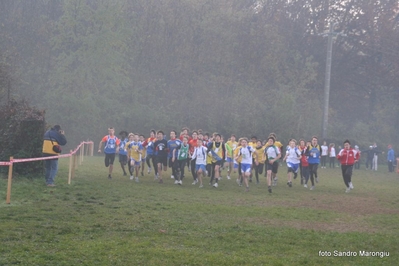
[42,128,67,155]
[387,148,395,162]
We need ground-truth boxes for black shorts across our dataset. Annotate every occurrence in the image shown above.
[212,160,223,167]
[168,157,176,167]
[266,161,279,174]
[119,154,128,164]
[105,153,116,167]
[156,156,168,167]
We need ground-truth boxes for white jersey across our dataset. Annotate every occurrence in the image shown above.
[265,145,280,160]
[329,147,336,157]
[321,145,328,156]
[285,146,301,164]
[192,146,208,165]
[237,146,255,165]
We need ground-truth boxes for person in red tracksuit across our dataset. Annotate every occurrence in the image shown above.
[337,140,360,193]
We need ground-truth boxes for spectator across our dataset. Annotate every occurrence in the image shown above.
[387,145,395,173]
[42,125,67,187]
[372,143,382,171]
[354,145,361,169]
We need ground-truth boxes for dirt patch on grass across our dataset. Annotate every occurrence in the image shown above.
[289,193,399,216]
[247,192,399,233]
[249,217,374,233]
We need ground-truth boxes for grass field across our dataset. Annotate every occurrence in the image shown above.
[1,156,398,265]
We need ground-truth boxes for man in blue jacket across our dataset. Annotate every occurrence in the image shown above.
[42,125,67,186]
[387,145,395,173]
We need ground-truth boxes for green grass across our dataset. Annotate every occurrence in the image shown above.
[0,157,398,265]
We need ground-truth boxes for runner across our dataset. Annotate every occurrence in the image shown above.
[125,133,143,182]
[139,134,147,176]
[98,127,120,179]
[235,138,257,192]
[118,131,129,176]
[337,140,360,193]
[191,139,208,188]
[207,133,225,188]
[283,139,301,188]
[167,130,181,181]
[174,135,190,185]
[225,134,238,180]
[264,136,281,193]
[188,131,199,184]
[153,130,168,183]
[142,130,157,177]
[307,136,321,190]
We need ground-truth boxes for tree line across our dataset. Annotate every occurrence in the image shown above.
[0,0,398,150]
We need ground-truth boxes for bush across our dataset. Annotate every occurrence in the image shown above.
[0,99,45,176]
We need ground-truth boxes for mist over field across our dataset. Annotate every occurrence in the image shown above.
[0,0,398,149]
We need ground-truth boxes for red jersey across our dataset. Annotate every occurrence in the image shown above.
[188,139,198,155]
[337,148,360,166]
[299,145,309,167]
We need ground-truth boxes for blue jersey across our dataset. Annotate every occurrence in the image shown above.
[119,138,128,156]
[146,138,155,156]
[167,138,181,158]
[307,145,321,164]
[103,135,119,154]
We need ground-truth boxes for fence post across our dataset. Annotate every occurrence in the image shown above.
[80,142,84,165]
[68,151,73,184]
[6,157,13,204]
[74,151,78,171]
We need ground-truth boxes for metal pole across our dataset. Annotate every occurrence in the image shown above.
[322,23,334,140]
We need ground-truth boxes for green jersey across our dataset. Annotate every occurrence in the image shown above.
[177,144,189,160]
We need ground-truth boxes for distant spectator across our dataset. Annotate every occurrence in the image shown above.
[354,145,361,169]
[42,125,67,187]
[387,145,395,173]
[362,146,374,170]
[328,143,336,168]
[321,141,328,168]
[372,143,382,171]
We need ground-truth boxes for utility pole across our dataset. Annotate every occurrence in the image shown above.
[320,23,345,140]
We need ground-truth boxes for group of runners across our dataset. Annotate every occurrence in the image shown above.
[97,127,360,193]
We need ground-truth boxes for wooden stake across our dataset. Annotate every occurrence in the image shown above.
[72,153,77,179]
[6,157,13,204]
[80,142,84,165]
[68,151,73,184]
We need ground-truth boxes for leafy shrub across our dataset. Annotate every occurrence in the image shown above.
[0,99,45,176]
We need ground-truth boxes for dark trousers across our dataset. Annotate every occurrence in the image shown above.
[365,157,373,170]
[302,166,310,184]
[169,158,179,178]
[321,156,327,167]
[329,157,335,168]
[341,165,353,187]
[191,158,197,180]
[254,163,264,182]
[388,161,394,172]
[354,161,360,169]
[146,155,158,175]
[309,163,318,186]
[177,159,186,180]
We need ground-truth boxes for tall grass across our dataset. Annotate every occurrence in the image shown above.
[0,157,398,265]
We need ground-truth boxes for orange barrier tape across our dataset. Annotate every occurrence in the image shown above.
[1,141,93,164]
